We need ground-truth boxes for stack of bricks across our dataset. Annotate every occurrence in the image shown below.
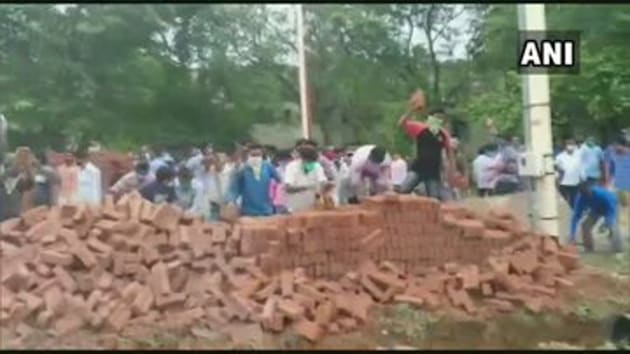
[244,194,528,279]
[239,207,383,279]
[0,193,580,343]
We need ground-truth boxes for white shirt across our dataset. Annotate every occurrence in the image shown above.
[77,162,102,206]
[349,145,392,186]
[390,159,407,185]
[284,159,327,213]
[472,154,494,190]
[555,150,581,186]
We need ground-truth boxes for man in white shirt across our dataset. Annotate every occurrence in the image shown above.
[284,145,329,213]
[555,138,582,209]
[390,153,407,190]
[349,145,392,202]
[472,145,495,197]
[76,151,102,206]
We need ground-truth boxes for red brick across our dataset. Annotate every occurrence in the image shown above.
[18,292,44,315]
[292,319,322,342]
[155,292,186,310]
[21,206,49,227]
[483,229,511,239]
[334,293,369,322]
[556,252,579,271]
[53,313,85,336]
[86,290,102,311]
[260,297,283,332]
[487,257,509,274]
[280,270,294,297]
[393,294,424,307]
[359,229,385,253]
[96,272,113,290]
[337,316,358,332]
[315,300,336,326]
[523,296,543,313]
[151,262,171,295]
[0,217,21,236]
[151,204,182,232]
[554,276,574,288]
[360,275,388,302]
[278,299,305,320]
[86,238,112,254]
[484,298,515,312]
[509,249,539,274]
[44,286,65,315]
[39,250,72,267]
[542,236,559,254]
[457,265,480,290]
[131,287,154,315]
[72,244,97,269]
[107,305,132,332]
[1,262,31,292]
[481,282,494,297]
[53,266,77,293]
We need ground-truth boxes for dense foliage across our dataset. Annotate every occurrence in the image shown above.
[1,4,628,153]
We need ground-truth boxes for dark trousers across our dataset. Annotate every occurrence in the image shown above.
[558,185,578,209]
[399,171,442,200]
[477,188,492,197]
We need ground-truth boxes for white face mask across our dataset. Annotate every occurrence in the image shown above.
[248,156,262,167]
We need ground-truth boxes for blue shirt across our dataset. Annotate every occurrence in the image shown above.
[570,186,618,238]
[580,144,604,179]
[229,163,281,217]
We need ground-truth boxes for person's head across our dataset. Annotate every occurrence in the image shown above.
[585,136,596,148]
[75,150,89,167]
[511,136,521,146]
[297,145,318,162]
[64,152,75,166]
[477,146,486,156]
[613,134,629,153]
[135,161,150,177]
[565,138,577,153]
[392,153,402,161]
[155,165,175,185]
[273,150,292,167]
[484,143,499,157]
[246,143,264,167]
[368,146,387,165]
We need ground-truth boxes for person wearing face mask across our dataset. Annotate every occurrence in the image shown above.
[227,144,281,217]
[348,145,392,203]
[191,156,223,221]
[269,150,291,214]
[284,145,331,213]
[555,138,582,209]
[110,161,151,199]
[175,166,196,212]
[579,136,606,185]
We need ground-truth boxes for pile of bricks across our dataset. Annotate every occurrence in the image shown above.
[0,193,579,343]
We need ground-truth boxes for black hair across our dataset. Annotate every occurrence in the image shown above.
[75,149,89,160]
[368,146,387,164]
[428,107,446,116]
[295,138,318,148]
[247,143,263,152]
[135,161,150,174]
[477,146,486,155]
[155,166,174,183]
[178,166,193,179]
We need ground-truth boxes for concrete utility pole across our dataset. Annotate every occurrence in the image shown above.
[296,4,311,139]
[517,4,560,237]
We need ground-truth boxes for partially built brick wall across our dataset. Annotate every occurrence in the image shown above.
[238,194,525,279]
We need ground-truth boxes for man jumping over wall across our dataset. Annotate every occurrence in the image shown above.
[397,90,455,201]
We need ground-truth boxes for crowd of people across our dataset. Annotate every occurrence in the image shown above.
[0,90,627,255]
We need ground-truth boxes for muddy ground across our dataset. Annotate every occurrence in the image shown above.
[2,193,629,350]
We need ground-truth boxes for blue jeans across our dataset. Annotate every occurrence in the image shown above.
[581,212,623,253]
[399,171,442,200]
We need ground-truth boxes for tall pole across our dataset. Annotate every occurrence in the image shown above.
[517,4,560,237]
[296,4,311,139]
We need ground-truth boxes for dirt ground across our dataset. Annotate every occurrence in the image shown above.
[2,193,629,350]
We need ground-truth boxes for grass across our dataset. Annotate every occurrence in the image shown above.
[377,304,438,344]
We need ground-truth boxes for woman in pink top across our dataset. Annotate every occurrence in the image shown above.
[57,153,80,205]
